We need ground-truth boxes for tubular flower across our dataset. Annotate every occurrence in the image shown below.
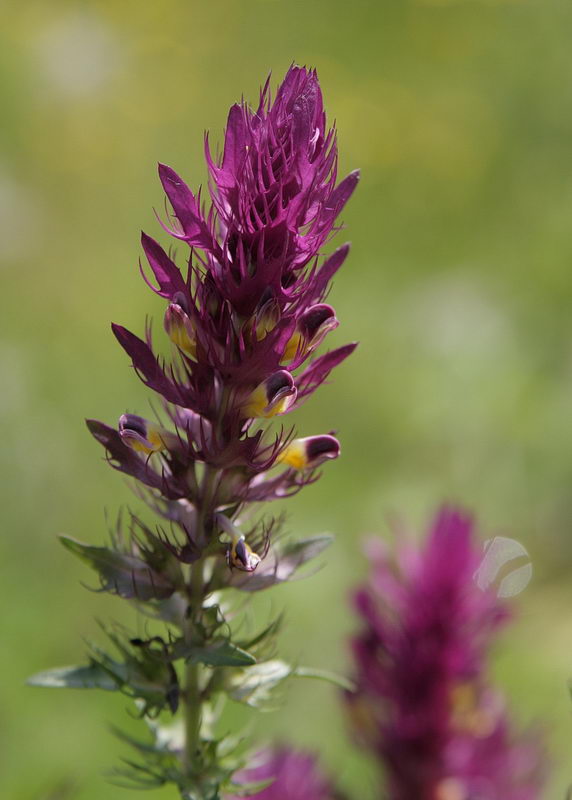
[164,298,197,357]
[228,748,344,800]
[345,507,546,800]
[88,65,357,572]
[241,370,297,419]
[283,303,338,362]
[118,414,179,454]
[277,434,340,470]
[217,513,264,573]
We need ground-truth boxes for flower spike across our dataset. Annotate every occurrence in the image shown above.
[345,507,546,799]
[38,66,358,800]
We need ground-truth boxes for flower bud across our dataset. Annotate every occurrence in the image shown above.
[241,370,296,419]
[118,414,177,455]
[283,304,338,362]
[164,302,196,357]
[277,434,340,470]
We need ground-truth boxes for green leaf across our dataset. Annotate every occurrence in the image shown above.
[225,778,275,796]
[60,536,176,600]
[190,640,257,668]
[279,533,334,564]
[27,663,119,691]
[237,615,283,651]
[174,638,257,667]
[293,666,355,692]
[111,726,161,757]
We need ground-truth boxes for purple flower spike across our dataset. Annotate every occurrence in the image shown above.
[345,507,546,800]
[90,65,358,568]
[228,748,344,800]
[42,66,359,798]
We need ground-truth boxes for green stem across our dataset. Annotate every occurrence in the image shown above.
[183,560,204,775]
[183,464,218,777]
[182,387,229,779]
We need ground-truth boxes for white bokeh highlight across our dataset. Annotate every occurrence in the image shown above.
[35,11,121,98]
[474,535,533,598]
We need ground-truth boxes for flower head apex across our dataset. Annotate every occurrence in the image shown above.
[205,66,359,286]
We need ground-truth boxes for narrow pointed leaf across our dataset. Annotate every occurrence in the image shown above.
[173,638,256,667]
[293,666,356,692]
[279,533,334,565]
[27,663,119,691]
[60,536,176,600]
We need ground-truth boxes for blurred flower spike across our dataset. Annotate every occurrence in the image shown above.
[345,507,546,800]
[228,747,345,800]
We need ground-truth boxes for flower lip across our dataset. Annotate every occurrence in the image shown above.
[283,304,338,362]
[118,413,175,455]
[242,370,297,419]
[278,434,340,471]
[119,413,147,438]
[231,536,262,572]
[216,513,263,573]
[306,433,340,463]
[299,304,338,339]
[266,371,294,400]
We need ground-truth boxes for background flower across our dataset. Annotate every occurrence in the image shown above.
[346,508,546,799]
[228,748,344,800]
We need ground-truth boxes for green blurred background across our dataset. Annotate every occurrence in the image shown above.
[2,0,572,796]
